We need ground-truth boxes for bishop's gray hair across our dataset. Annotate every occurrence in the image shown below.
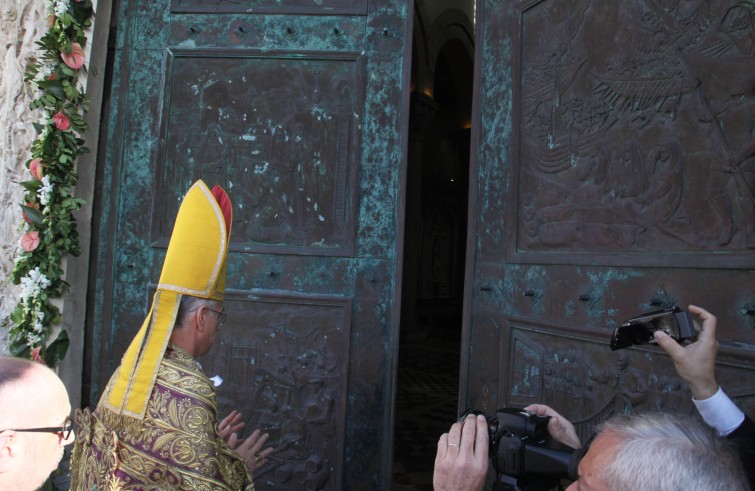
[597,412,748,491]
[174,295,220,328]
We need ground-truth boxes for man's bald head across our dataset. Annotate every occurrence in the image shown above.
[0,357,68,427]
[0,356,74,491]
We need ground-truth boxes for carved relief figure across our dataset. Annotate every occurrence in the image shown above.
[518,0,754,252]
[613,140,646,198]
[636,139,687,230]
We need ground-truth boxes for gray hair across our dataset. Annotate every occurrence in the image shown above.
[175,295,220,328]
[598,412,748,491]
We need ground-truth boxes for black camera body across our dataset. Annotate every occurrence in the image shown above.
[462,408,581,491]
[610,306,698,351]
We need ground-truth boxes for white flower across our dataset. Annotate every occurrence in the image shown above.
[35,64,55,82]
[53,0,69,17]
[38,175,53,206]
[19,267,51,303]
[20,281,36,302]
[26,332,42,346]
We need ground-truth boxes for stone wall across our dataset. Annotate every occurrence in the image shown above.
[0,2,48,355]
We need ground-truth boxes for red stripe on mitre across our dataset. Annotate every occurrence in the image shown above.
[211,185,232,236]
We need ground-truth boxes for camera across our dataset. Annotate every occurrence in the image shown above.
[460,408,582,491]
[610,307,698,351]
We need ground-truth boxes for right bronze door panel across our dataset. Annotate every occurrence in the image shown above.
[464,0,755,429]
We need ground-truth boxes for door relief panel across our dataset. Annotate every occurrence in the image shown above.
[155,50,364,255]
[502,319,755,441]
[198,290,351,491]
[509,0,755,267]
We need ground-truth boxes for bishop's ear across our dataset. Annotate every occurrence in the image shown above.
[195,305,212,333]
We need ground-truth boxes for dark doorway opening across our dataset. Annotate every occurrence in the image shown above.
[392,27,474,490]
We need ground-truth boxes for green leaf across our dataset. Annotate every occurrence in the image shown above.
[9,305,25,324]
[38,82,66,100]
[20,204,44,226]
[45,331,70,368]
[9,341,30,359]
[19,179,42,193]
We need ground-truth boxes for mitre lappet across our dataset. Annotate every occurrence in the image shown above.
[102,179,232,431]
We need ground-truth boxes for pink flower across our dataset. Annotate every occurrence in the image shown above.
[31,346,45,364]
[29,158,44,180]
[21,231,40,252]
[53,111,70,131]
[61,42,86,70]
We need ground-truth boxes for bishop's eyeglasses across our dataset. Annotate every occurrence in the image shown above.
[206,307,228,325]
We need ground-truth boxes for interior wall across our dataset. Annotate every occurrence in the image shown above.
[392,2,475,488]
[402,2,475,341]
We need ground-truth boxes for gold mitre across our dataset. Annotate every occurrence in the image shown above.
[104,180,232,424]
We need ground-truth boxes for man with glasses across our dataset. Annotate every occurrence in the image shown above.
[0,356,75,490]
[71,181,272,490]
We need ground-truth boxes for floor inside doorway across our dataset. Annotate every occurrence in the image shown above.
[392,335,460,490]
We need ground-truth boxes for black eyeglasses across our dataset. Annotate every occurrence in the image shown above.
[3,416,73,440]
[206,308,227,325]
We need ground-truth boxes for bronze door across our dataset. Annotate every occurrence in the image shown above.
[86,1,412,489]
[463,0,755,438]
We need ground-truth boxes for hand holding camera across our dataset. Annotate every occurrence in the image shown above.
[653,304,719,400]
[434,413,489,491]
[611,304,718,400]
[522,404,582,450]
[451,407,581,491]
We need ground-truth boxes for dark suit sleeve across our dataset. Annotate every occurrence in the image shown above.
[727,415,755,490]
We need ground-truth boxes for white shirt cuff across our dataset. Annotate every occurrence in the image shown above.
[693,387,745,436]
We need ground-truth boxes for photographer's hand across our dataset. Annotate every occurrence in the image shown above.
[524,404,581,449]
[654,304,718,400]
[433,414,488,491]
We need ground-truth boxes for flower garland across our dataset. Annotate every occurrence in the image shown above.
[4,0,95,367]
